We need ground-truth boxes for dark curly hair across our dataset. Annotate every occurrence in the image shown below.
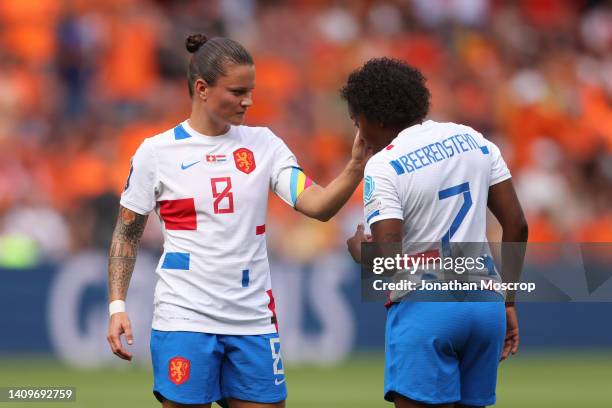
[340,58,431,129]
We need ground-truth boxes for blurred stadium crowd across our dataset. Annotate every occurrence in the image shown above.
[0,0,611,267]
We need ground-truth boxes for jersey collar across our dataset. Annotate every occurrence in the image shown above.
[181,120,234,143]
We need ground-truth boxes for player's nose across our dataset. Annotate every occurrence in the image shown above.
[241,94,253,107]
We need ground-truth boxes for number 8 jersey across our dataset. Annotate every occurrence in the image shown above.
[121,120,311,335]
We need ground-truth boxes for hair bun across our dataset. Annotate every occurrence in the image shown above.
[185,34,208,53]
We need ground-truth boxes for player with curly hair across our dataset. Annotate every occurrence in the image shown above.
[345,58,528,408]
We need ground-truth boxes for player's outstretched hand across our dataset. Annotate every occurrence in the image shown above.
[107,312,134,361]
[350,130,373,166]
[347,223,372,263]
[501,305,519,361]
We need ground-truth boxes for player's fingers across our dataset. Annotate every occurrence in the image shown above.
[114,338,133,361]
[109,337,129,360]
[113,323,133,360]
[511,335,519,354]
[501,338,512,360]
[356,223,364,232]
[106,334,116,354]
[107,325,121,350]
[352,131,364,149]
[365,145,374,157]
[110,332,123,355]
[108,325,131,360]
[501,347,509,361]
[114,349,132,361]
[123,321,134,345]
[500,345,508,360]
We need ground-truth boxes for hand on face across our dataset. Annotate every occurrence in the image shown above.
[351,130,374,166]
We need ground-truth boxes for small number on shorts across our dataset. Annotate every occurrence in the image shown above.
[269,338,284,375]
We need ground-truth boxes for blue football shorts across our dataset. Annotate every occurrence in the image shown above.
[150,330,287,405]
[384,291,506,406]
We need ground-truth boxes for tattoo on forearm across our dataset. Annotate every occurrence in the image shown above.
[108,207,147,300]
[109,241,136,258]
[108,257,136,297]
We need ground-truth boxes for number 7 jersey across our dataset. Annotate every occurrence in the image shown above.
[363,120,512,300]
[121,120,305,335]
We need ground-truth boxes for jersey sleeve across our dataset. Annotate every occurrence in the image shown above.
[487,140,512,186]
[363,158,403,227]
[268,130,311,207]
[274,166,315,207]
[120,139,158,215]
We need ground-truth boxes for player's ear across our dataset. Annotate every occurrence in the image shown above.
[194,78,210,101]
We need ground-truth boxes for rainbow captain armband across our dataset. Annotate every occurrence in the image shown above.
[275,166,315,207]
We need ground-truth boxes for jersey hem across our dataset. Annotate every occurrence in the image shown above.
[119,199,151,216]
[489,173,512,186]
[366,213,403,227]
[151,322,278,335]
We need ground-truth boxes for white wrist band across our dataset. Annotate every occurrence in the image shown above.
[109,300,126,316]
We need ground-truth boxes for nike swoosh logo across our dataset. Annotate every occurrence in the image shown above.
[181,161,200,170]
[274,378,286,385]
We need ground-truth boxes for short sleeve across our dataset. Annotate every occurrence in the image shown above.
[487,141,512,186]
[274,166,315,207]
[120,139,158,215]
[268,130,300,204]
[363,158,403,227]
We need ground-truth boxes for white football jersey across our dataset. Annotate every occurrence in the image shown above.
[121,120,305,334]
[364,120,511,300]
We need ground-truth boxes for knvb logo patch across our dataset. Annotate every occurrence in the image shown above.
[168,357,190,385]
[364,175,375,202]
[233,148,256,174]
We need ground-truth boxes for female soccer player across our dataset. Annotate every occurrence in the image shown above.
[345,58,528,408]
[106,34,370,408]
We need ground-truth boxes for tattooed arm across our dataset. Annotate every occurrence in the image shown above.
[108,206,148,300]
[106,205,148,361]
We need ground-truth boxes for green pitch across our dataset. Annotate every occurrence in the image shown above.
[0,352,611,407]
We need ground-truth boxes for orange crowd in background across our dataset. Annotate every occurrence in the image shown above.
[0,0,610,263]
